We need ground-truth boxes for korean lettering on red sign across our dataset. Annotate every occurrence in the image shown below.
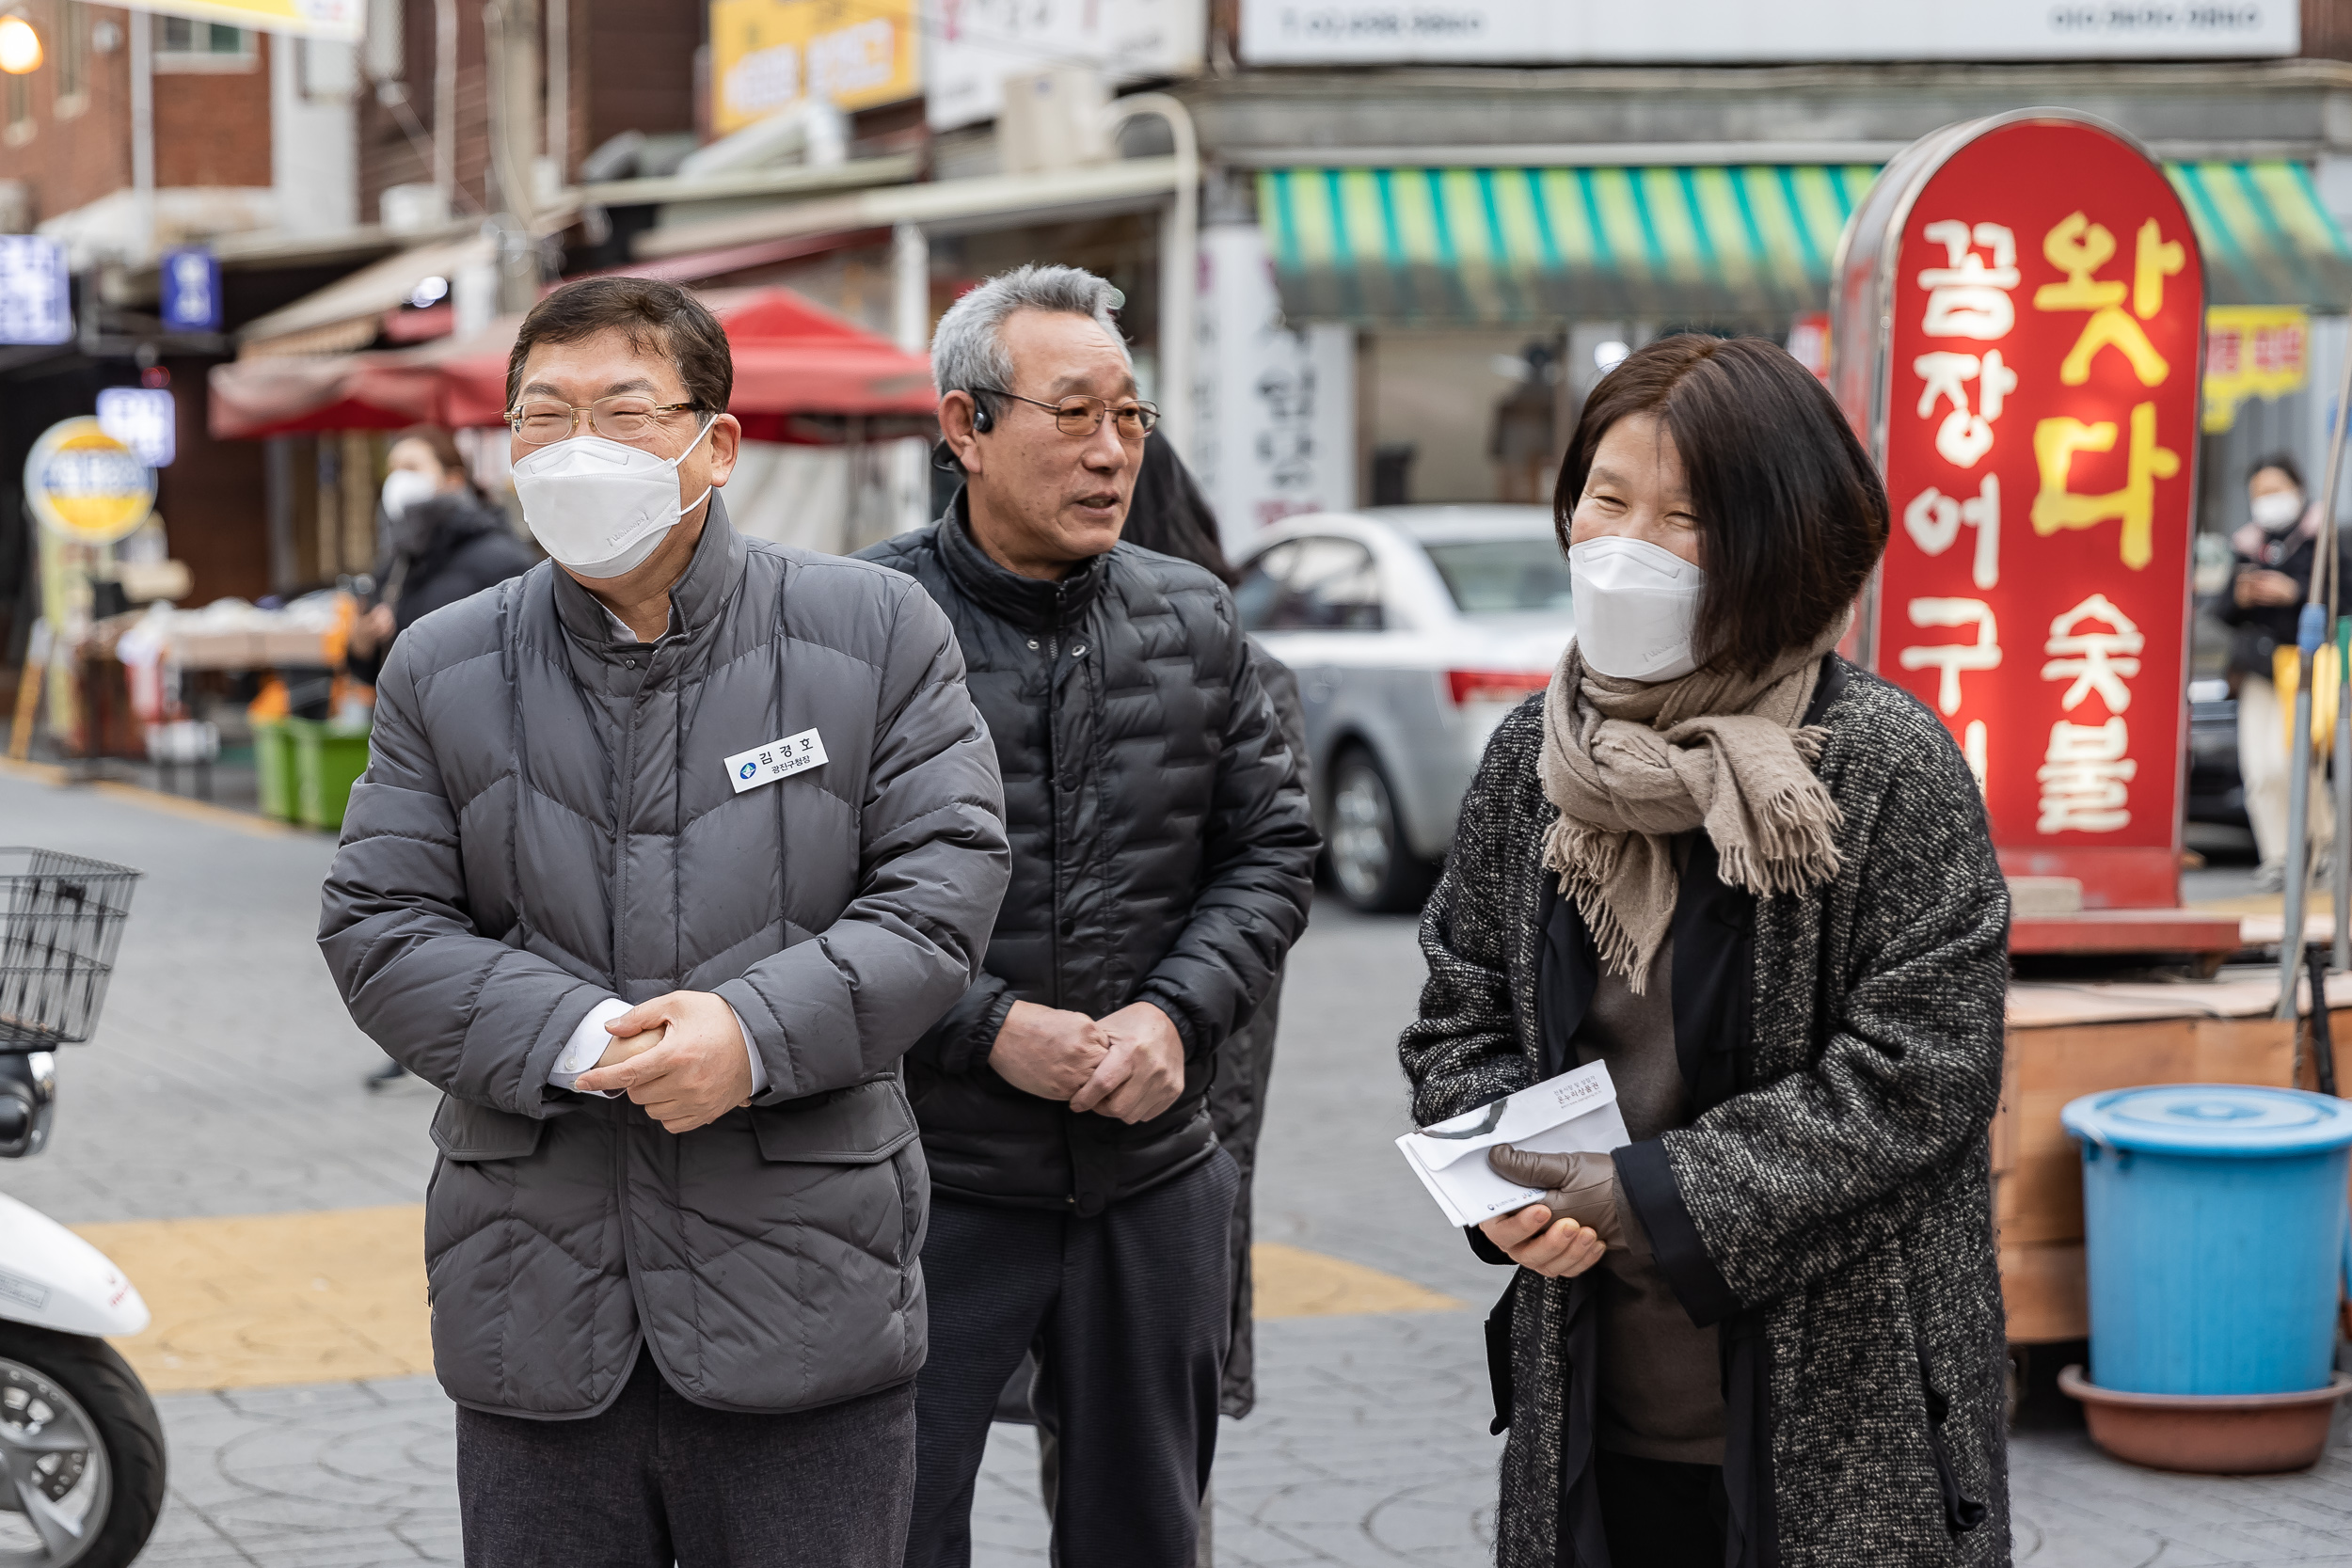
[1874,122,2201,905]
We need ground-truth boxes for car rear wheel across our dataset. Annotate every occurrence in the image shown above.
[1327,749,1435,913]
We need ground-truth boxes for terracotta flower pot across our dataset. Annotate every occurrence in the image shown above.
[2059,1366,2352,1474]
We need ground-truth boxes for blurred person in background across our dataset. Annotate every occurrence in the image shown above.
[351,426,537,1089]
[345,426,534,689]
[2215,453,2349,892]
[1120,428,1307,1439]
[1402,335,2010,1567]
[861,266,1317,1568]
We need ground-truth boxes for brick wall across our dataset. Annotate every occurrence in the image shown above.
[2307,0,2352,58]
[154,35,272,189]
[0,5,274,231]
[0,2,133,229]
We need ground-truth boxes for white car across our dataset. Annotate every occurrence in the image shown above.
[1236,505,1573,912]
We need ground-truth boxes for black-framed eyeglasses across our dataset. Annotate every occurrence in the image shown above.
[504,396,705,446]
[971,388,1160,441]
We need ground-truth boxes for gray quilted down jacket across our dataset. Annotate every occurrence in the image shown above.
[318,501,1010,1420]
[857,506,1318,1215]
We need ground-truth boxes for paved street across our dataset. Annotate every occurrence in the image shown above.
[2,765,2349,1565]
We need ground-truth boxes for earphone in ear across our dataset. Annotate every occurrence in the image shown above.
[970,395,994,434]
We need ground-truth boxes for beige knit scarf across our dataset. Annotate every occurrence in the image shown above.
[1538,616,1849,991]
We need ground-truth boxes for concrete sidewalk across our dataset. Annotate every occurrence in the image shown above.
[3,769,2349,1567]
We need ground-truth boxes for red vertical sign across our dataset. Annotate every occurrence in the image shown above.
[1851,117,2201,909]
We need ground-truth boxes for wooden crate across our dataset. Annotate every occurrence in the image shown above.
[1995,999,2311,1342]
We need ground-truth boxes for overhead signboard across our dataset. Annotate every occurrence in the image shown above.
[0,235,72,346]
[109,0,361,43]
[1831,111,2204,911]
[97,388,179,469]
[927,0,1204,132]
[1240,1,2295,64]
[708,0,920,136]
[26,418,159,545]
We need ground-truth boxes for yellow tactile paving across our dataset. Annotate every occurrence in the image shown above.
[72,1208,1462,1393]
[72,1205,435,1393]
[1250,1242,1464,1318]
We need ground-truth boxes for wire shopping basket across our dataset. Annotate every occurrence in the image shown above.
[0,847,142,1051]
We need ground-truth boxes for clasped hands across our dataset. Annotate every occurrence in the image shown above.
[988,999,1184,1123]
[573,990,755,1134]
[1475,1146,1625,1279]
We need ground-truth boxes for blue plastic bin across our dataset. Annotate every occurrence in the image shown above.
[2062,1085,2352,1397]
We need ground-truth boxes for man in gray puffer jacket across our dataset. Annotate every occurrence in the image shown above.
[861,266,1317,1568]
[319,277,1009,1568]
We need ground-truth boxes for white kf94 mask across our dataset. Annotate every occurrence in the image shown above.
[512,417,716,579]
[1568,535,1706,682]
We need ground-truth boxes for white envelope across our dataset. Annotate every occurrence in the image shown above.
[1395,1061,1631,1228]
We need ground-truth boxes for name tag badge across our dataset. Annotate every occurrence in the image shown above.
[723,728,828,794]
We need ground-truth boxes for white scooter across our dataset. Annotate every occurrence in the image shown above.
[0,850,166,1567]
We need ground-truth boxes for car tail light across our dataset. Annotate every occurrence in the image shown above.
[1446,670,1551,705]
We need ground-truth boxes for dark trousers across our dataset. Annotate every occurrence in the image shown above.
[904,1148,1239,1568]
[455,1346,915,1568]
[1593,1449,1729,1568]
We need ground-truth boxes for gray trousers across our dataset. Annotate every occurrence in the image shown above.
[455,1346,915,1567]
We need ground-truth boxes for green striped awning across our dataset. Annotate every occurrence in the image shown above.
[1259,161,2352,326]
[2165,162,2352,312]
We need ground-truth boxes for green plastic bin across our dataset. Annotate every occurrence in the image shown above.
[284,718,373,831]
[251,721,299,822]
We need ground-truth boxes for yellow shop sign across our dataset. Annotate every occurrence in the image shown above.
[27,418,155,545]
[709,0,919,136]
[2203,306,2310,434]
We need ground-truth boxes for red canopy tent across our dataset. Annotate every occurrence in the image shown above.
[208,286,937,443]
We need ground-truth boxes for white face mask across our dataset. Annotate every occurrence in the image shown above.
[1568,535,1707,681]
[2250,490,2305,532]
[512,418,716,579]
[380,467,439,521]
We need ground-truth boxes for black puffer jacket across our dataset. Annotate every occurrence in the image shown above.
[858,504,1318,1215]
[348,493,536,687]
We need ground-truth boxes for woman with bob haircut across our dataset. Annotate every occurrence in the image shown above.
[1401,334,2010,1567]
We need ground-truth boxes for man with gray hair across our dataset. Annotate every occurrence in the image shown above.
[860,265,1316,1566]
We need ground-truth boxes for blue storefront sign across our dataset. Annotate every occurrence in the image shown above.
[0,235,72,345]
[160,246,221,333]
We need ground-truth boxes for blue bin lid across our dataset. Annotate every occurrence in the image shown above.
[2061,1085,2352,1157]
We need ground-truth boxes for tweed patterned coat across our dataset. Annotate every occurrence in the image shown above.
[1401,660,2011,1567]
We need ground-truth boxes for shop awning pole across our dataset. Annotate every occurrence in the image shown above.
[2334,603,2350,971]
[2281,324,2352,1019]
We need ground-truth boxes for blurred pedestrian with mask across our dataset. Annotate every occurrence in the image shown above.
[320,277,1010,1568]
[1402,335,2010,1567]
[348,426,537,1090]
[2216,453,2347,891]
[1120,429,1307,1438]
[345,427,532,689]
[861,266,1317,1568]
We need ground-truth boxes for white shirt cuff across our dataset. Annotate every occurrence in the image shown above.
[729,1003,770,1098]
[549,998,632,1097]
[548,996,768,1101]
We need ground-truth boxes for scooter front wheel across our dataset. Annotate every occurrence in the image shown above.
[0,1324,166,1568]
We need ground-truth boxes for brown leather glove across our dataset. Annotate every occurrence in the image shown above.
[1486,1145,1625,1248]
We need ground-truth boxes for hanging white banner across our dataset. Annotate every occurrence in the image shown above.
[926,0,1203,132]
[1196,225,1356,559]
[110,0,361,44]
[1239,0,2295,65]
